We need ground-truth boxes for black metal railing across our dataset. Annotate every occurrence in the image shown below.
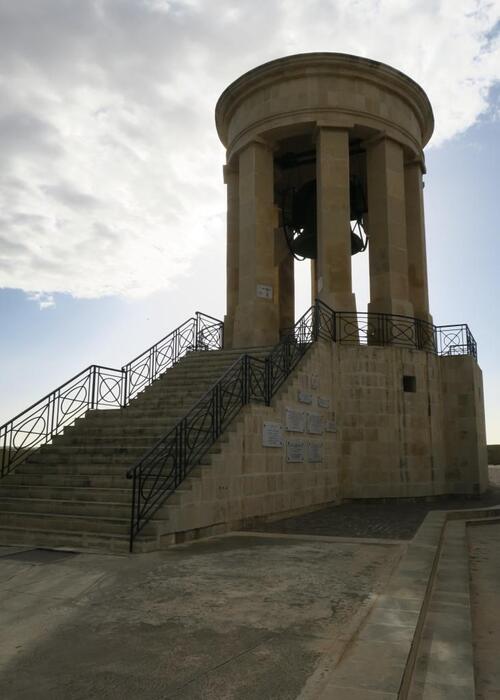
[435,323,477,359]
[127,300,477,548]
[0,312,223,478]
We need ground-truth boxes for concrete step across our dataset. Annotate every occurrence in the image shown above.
[51,435,156,448]
[80,408,182,431]
[69,418,179,434]
[0,525,155,553]
[0,510,159,536]
[58,427,168,443]
[34,445,147,460]
[4,473,131,488]
[0,496,132,519]
[0,484,132,503]
[13,463,132,477]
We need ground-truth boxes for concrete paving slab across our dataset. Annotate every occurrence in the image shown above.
[468,521,500,700]
[0,533,401,700]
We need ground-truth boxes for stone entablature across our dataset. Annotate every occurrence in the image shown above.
[216,52,434,163]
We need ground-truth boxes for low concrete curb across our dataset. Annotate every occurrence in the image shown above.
[308,505,500,700]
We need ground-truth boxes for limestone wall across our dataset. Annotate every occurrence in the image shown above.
[160,341,487,539]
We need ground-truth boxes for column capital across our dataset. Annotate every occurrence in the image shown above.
[237,137,275,156]
[314,124,350,141]
[223,163,238,183]
[404,155,427,175]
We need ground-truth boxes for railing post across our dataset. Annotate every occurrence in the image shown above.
[415,319,422,351]
[284,340,291,376]
[264,357,272,406]
[195,312,200,351]
[90,366,97,410]
[312,301,320,342]
[1,428,7,477]
[242,355,249,404]
[122,367,128,407]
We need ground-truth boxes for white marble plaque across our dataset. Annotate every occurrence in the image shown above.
[308,442,323,463]
[262,422,283,448]
[317,396,330,409]
[307,412,324,434]
[311,374,319,390]
[325,420,337,433]
[256,284,273,299]
[286,440,305,463]
[285,408,305,432]
[298,390,313,404]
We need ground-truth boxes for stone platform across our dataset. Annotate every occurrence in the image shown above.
[1,474,499,699]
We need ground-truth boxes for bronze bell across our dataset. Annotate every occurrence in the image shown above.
[284,175,368,260]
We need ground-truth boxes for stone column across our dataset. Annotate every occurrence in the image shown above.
[274,225,295,336]
[405,158,432,324]
[316,127,356,313]
[311,259,318,304]
[366,136,414,318]
[223,163,239,348]
[232,140,279,348]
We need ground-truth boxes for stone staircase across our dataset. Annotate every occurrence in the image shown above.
[0,347,271,553]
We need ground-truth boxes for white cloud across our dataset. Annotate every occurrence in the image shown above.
[27,292,55,310]
[0,0,498,302]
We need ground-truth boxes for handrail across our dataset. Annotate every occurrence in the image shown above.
[0,313,224,478]
[126,299,478,549]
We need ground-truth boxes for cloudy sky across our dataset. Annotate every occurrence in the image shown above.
[1,0,499,439]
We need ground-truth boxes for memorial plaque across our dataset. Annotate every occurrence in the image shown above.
[311,374,319,390]
[285,408,305,432]
[307,412,324,434]
[262,422,283,448]
[286,440,305,462]
[298,390,313,404]
[325,420,337,433]
[308,442,323,463]
[318,396,330,409]
[256,284,273,299]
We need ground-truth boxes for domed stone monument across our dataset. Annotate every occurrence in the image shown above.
[215,53,487,499]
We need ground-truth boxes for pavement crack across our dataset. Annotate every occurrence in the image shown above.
[169,633,277,693]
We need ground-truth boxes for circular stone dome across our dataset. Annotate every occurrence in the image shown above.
[216,52,434,161]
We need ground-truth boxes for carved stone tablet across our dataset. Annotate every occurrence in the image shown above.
[311,374,319,390]
[325,420,337,433]
[256,284,273,299]
[285,408,305,432]
[317,396,330,409]
[298,390,313,404]
[307,412,324,434]
[262,422,283,448]
[308,442,323,463]
[286,440,305,462]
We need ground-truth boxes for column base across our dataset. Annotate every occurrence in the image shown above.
[318,291,358,342]
[232,301,279,349]
[223,314,234,349]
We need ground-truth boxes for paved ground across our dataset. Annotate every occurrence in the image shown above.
[0,533,402,700]
[469,521,500,700]
[249,468,500,541]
